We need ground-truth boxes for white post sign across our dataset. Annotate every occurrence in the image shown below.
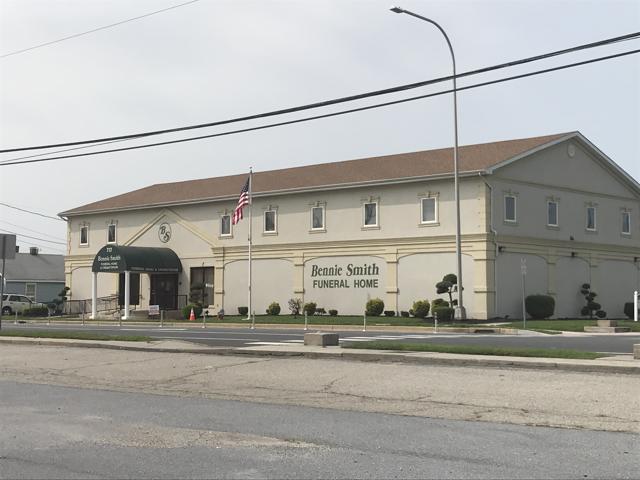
[521,258,527,329]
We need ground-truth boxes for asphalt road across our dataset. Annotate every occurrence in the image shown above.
[2,323,640,354]
[1,380,638,479]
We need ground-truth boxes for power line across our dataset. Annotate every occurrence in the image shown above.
[1,48,637,167]
[0,202,64,221]
[1,0,201,59]
[0,220,66,241]
[0,228,66,245]
[1,31,638,154]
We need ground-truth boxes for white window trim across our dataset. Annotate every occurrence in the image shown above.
[263,209,277,234]
[79,225,89,247]
[621,211,631,235]
[363,201,379,228]
[420,196,438,225]
[220,214,232,238]
[547,200,559,227]
[310,205,326,232]
[586,206,597,232]
[25,283,37,301]
[504,195,517,223]
[107,223,117,244]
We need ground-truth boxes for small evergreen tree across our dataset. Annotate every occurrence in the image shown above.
[580,284,606,319]
[436,273,459,306]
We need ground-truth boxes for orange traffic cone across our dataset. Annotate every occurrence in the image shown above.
[189,307,196,321]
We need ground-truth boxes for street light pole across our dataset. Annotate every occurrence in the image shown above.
[390,6,466,319]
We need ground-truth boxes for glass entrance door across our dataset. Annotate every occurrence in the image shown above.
[150,274,178,310]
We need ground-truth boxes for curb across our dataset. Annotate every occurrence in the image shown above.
[1,337,638,375]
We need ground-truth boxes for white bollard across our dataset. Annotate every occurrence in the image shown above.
[160,310,164,328]
[202,309,206,329]
[363,313,367,332]
[304,312,308,331]
[14,311,17,325]
[250,311,256,330]
[634,290,638,322]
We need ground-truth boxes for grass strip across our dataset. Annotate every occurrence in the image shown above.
[497,320,640,332]
[343,341,604,359]
[0,330,150,342]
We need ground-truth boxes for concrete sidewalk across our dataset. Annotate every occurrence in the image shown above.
[1,336,637,375]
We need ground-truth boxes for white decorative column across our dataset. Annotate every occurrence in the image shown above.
[90,272,98,319]
[123,270,130,320]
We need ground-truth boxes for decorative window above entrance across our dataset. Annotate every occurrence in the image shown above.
[92,245,183,273]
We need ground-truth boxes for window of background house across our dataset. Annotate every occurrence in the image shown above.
[107,224,117,243]
[504,195,516,222]
[311,206,325,230]
[25,283,36,301]
[586,206,596,231]
[547,201,558,226]
[364,202,378,227]
[622,211,631,235]
[421,197,437,223]
[264,210,276,233]
[220,215,231,236]
[80,226,89,245]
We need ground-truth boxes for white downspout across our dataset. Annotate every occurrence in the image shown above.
[479,173,498,318]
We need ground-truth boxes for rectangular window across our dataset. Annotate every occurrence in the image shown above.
[107,224,117,243]
[622,211,631,234]
[364,202,378,227]
[80,226,88,245]
[586,206,596,231]
[25,283,36,301]
[220,215,231,236]
[264,210,276,233]
[421,197,437,223]
[547,201,558,226]
[504,196,516,222]
[311,206,324,230]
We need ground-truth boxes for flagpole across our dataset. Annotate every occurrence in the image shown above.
[247,167,253,322]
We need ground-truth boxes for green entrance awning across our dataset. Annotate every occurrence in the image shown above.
[92,245,182,274]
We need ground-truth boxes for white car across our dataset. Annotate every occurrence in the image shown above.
[1,294,45,315]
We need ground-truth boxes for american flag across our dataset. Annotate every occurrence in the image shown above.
[232,177,250,225]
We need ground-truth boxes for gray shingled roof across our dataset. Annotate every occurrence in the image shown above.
[60,132,571,216]
[1,253,64,282]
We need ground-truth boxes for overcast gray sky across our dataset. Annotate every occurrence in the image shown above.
[1,0,639,254]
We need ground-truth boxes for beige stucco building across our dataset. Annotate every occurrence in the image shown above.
[60,132,640,319]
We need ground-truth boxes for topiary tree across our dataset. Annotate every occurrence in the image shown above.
[365,298,384,316]
[432,298,449,309]
[436,274,459,307]
[411,300,430,319]
[303,302,317,316]
[288,298,302,317]
[525,295,555,319]
[266,302,281,315]
[580,284,606,319]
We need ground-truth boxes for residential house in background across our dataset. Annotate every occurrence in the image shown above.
[2,248,65,303]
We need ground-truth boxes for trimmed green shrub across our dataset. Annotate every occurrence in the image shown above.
[432,298,449,308]
[624,302,638,319]
[411,300,430,319]
[365,298,384,316]
[182,304,203,319]
[408,309,414,317]
[237,306,248,316]
[329,309,338,316]
[303,302,317,316]
[23,306,49,317]
[266,302,281,315]
[525,295,555,319]
[316,307,326,315]
[383,310,396,317]
[436,273,459,307]
[400,311,410,318]
[432,306,454,322]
